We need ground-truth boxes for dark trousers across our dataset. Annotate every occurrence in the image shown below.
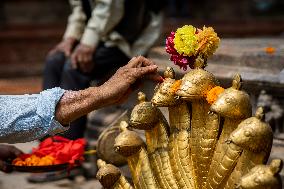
[43,43,130,140]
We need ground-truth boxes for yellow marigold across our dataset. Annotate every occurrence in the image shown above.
[196,26,220,59]
[206,86,224,105]
[174,25,198,56]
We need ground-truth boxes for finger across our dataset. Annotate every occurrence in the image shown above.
[71,54,78,69]
[127,65,158,84]
[134,65,158,78]
[135,56,155,67]
[127,56,153,68]
[125,57,138,68]
[86,54,93,63]
[65,48,71,57]
[77,53,84,63]
[82,54,91,64]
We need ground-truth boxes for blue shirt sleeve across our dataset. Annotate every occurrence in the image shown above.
[0,87,68,143]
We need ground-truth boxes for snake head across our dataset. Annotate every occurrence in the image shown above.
[238,159,283,189]
[96,159,121,188]
[114,122,145,157]
[130,92,160,130]
[230,107,273,153]
[176,68,218,100]
[210,74,252,119]
[151,67,180,107]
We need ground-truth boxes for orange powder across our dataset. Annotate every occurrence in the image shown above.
[170,80,182,93]
[206,86,225,105]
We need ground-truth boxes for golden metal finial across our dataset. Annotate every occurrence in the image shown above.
[119,121,129,132]
[96,160,121,189]
[270,159,283,175]
[255,107,265,121]
[97,159,107,169]
[114,126,144,157]
[137,92,146,103]
[164,67,175,79]
[232,74,242,90]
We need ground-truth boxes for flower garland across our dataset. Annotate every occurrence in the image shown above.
[166,25,220,70]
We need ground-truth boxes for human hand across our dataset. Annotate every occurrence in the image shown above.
[71,44,95,73]
[0,145,23,173]
[48,37,77,57]
[97,56,163,105]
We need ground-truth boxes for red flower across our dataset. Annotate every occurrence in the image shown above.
[165,32,194,70]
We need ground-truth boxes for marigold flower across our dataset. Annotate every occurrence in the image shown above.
[196,26,220,59]
[265,47,275,54]
[165,25,219,70]
[174,25,198,57]
[206,86,225,104]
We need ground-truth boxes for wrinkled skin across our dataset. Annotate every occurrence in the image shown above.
[56,56,163,125]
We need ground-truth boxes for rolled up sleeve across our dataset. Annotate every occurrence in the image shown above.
[0,88,68,143]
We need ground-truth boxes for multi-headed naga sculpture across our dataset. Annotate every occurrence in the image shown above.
[96,25,283,189]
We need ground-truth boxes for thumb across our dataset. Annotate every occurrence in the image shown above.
[71,55,78,69]
[65,49,71,57]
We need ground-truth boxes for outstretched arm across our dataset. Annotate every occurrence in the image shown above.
[0,56,162,143]
[56,56,161,124]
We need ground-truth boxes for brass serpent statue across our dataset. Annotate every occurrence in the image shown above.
[95,25,282,189]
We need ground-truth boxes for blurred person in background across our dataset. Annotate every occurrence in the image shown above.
[43,0,164,140]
